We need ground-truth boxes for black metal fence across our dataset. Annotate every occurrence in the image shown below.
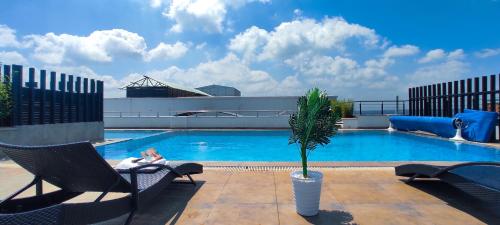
[0,64,103,127]
[408,74,499,117]
[354,98,409,116]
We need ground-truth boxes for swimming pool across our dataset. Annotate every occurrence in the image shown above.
[97,130,500,162]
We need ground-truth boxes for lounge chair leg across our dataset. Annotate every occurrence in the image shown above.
[186,174,196,186]
[124,210,136,225]
[35,179,43,196]
[405,174,419,183]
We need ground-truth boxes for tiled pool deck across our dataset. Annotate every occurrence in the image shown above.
[1,162,498,225]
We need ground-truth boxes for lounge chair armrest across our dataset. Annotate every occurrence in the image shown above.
[129,164,166,171]
[125,164,183,177]
[116,164,165,174]
[432,161,500,177]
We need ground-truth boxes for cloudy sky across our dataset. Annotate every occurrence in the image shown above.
[1,0,499,99]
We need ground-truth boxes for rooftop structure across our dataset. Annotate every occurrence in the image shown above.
[122,75,210,98]
[196,84,241,96]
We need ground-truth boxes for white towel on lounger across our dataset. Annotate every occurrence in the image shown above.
[115,157,168,170]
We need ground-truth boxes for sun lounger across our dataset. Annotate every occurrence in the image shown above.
[395,162,500,214]
[0,141,202,225]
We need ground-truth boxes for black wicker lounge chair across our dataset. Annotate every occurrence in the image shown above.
[0,141,203,225]
[395,162,500,213]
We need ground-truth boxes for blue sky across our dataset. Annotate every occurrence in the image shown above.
[0,0,499,98]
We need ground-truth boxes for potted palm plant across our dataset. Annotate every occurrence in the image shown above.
[288,88,339,216]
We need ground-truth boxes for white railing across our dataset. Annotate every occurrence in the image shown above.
[104,110,296,118]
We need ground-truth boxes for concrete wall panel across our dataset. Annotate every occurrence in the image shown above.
[0,122,104,146]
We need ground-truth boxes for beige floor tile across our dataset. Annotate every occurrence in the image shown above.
[225,171,275,185]
[327,183,403,204]
[0,168,34,197]
[345,203,422,225]
[194,170,232,185]
[131,184,211,225]
[322,169,398,184]
[277,203,354,225]
[216,171,276,204]
[274,172,294,204]
[133,200,212,225]
[188,183,226,205]
[169,203,214,225]
[205,203,279,225]
[217,182,276,204]
[413,204,487,225]
[379,182,445,204]
[273,171,293,182]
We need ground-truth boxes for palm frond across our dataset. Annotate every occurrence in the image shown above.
[289,88,340,151]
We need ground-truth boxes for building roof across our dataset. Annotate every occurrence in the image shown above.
[121,75,210,96]
[196,84,241,96]
[196,84,239,90]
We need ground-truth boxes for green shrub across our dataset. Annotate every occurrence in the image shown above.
[330,99,354,118]
[0,82,12,120]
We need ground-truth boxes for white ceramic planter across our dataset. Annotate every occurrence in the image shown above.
[290,170,323,216]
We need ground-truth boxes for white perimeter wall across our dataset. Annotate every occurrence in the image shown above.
[104,96,336,129]
[105,96,301,113]
[342,115,390,129]
[104,117,291,129]
[0,122,104,145]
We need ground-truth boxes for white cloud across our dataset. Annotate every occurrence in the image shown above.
[285,52,358,77]
[25,29,147,64]
[229,17,379,62]
[418,49,445,63]
[226,0,270,8]
[195,42,207,50]
[284,51,397,92]
[293,9,302,17]
[383,45,419,58]
[162,0,270,33]
[0,51,28,65]
[409,61,469,86]
[228,26,269,62]
[409,52,469,86]
[23,29,187,65]
[0,25,24,48]
[418,49,464,64]
[278,75,303,94]
[448,49,465,60]
[162,0,225,33]
[475,48,500,58]
[149,0,164,8]
[260,17,379,60]
[228,17,423,98]
[144,41,188,61]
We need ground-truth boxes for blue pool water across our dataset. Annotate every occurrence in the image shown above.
[104,130,164,140]
[97,130,500,162]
